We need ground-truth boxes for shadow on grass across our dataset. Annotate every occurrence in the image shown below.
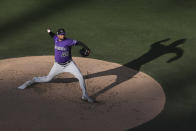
[50,38,185,100]
[125,38,185,70]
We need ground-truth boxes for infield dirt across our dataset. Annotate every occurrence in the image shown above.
[0,56,165,131]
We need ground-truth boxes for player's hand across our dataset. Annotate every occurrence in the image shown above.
[47,28,51,33]
[80,48,90,57]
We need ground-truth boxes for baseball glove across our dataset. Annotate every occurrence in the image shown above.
[80,47,90,57]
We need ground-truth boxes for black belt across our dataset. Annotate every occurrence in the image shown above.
[57,60,72,65]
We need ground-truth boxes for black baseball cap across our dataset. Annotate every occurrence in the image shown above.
[57,28,66,35]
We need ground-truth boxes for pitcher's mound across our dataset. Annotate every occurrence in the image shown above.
[0,56,165,131]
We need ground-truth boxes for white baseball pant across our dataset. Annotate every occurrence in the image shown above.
[17,61,89,98]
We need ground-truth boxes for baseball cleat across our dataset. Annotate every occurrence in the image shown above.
[82,96,94,103]
[17,84,26,90]
[17,80,34,90]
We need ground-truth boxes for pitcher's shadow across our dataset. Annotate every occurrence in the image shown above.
[50,38,186,100]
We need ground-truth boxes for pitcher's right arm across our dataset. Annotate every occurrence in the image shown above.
[47,28,56,38]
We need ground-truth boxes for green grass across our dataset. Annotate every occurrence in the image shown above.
[0,0,196,130]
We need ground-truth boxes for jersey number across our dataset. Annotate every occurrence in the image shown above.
[61,52,69,57]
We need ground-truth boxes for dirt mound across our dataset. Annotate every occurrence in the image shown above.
[0,56,165,131]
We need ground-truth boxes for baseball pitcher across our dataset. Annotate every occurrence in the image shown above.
[17,28,94,103]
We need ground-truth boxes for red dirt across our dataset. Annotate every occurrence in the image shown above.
[0,56,165,131]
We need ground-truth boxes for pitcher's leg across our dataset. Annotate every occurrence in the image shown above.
[33,62,63,83]
[64,61,94,103]
[65,61,87,96]
[18,63,62,89]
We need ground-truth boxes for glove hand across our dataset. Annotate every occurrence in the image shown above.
[80,48,90,57]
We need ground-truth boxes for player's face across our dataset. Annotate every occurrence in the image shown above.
[57,34,65,40]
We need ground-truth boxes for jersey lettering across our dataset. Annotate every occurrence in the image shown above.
[55,46,67,51]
